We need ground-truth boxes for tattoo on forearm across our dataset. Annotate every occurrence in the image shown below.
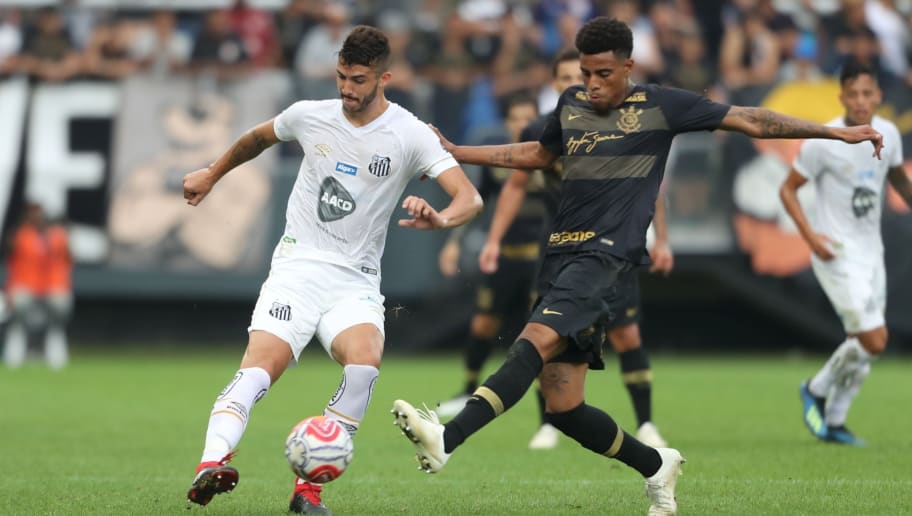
[491,146,514,167]
[734,107,829,138]
[224,130,269,171]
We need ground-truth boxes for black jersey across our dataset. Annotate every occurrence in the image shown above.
[478,131,558,247]
[539,83,730,264]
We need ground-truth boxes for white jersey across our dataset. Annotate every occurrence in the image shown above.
[273,99,458,280]
[792,115,903,260]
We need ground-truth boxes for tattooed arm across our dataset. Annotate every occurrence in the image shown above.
[719,106,884,158]
[183,119,280,206]
[428,124,558,169]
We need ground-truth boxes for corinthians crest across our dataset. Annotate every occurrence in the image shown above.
[617,106,643,133]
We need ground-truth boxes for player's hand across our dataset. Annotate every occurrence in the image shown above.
[478,241,500,274]
[398,196,449,230]
[838,125,884,159]
[439,240,460,277]
[649,241,674,276]
[809,233,837,261]
[183,168,217,206]
[427,124,456,153]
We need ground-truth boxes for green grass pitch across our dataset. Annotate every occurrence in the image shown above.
[1,348,910,515]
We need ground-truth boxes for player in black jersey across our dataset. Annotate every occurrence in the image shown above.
[435,94,543,418]
[392,17,883,515]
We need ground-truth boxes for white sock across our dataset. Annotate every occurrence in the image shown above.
[809,338,859,397]
[4,322,27,368]
[45,326,68,370]
[200,367,271,463]
[323,364,379,437]
[826,362,870,427]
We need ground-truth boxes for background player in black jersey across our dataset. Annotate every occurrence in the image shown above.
[392,17,884,515]
[435,94,542,418]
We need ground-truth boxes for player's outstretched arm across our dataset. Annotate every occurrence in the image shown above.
[780,169,836,261]
[428,124,558,169]
[479,170,529,274]
[183,119,281,206]
[888,166,912,210]
[399,166,483,230]
[720,106,884,159]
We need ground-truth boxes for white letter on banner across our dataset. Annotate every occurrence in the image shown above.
[0,77,28,233]
[26,82,119,262]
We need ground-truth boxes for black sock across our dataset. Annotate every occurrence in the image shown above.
[619,347,652,427]
[549,402,661,477]
[536,388,547,426]
[465,336,493,394]
[445,338,542,453]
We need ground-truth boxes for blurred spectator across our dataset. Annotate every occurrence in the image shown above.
[83,17,144,79]
[660,20,717,94]
[607,0,663,82]
[425,12,476,142]
[778,31,824,82]
[864,0,909,79]
[19,8,84,82]
[377,10,417,112]
[228,0,280,68]
[532,0,595,56]
[819,0,870,72]
[129,11,194,77]
[719,8,780,96]
[190,10,250,78]
[275,0,325,68]
[0,9,22,76]
[840,27,898,87]
[3,203,73,370]
[294,2,352,99]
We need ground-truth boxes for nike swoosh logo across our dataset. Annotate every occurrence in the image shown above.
[567,114,583,121]
[542,308,563,316]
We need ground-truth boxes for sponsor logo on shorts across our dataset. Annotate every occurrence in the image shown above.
[335,161,358,175]
[548,230,596,246]
[542,307,563,316]
[361,266,377,275]
[269,301,292,321]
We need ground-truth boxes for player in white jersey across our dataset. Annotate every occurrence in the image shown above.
[181,26,482,513]
[781,62,912,446]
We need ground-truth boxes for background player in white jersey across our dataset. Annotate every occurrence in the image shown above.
[181,25,482,514]
[781,62,912,446]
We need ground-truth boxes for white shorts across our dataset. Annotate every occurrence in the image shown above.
[248,257,385,361]
[811,254,886,334]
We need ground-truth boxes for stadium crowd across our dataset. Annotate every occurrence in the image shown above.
[0,0,910,145]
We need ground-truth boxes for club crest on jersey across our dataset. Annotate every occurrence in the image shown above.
[369,154,391,177]
[617,106,643,133]
[335,161,358,176]
[318,176,356,222]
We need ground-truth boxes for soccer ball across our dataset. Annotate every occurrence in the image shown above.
[285,416,354,483]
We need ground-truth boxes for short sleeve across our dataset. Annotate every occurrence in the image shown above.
[888,124,904,168]
[792,139,822,180]
[273,101,316,142]
[538,100,565,155]
[657,86,731,133]
[407,122,459,179]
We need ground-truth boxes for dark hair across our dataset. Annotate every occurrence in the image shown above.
[575,17,633,59]
[551,47,580,78]
[339,25,391,71]
[840,61,876,85]
[500,92,539,119]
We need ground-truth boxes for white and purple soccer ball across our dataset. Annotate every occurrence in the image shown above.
[285,416,354,483]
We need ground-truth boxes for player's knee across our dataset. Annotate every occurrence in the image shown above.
[858,327,888,355]
[608,324,640,352]
[470,314,500,339]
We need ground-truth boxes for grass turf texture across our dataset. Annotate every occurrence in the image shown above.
[1,348,910,515]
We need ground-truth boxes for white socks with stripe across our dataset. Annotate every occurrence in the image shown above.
[323,364,379,437]
[200,367,271,463]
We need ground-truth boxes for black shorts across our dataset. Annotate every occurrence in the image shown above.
[529,251,633,370]
[475,257,538,319]
[606,268,641,330]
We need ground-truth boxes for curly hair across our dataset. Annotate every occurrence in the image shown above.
[575,17,633,59]
[339,25,391,71]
